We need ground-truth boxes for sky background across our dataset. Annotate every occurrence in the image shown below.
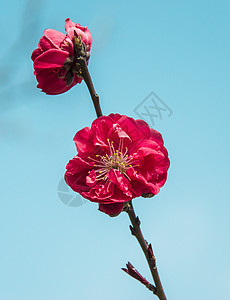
[0,0,230,299]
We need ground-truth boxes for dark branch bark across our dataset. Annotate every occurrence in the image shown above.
[78,57,103,118]
[126,201,167,300]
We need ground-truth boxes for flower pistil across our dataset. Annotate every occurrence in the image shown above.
[88,139,137,181]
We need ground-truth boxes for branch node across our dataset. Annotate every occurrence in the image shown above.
[146,283,157,294]
[136,216,141,226]
[129,225,136,236]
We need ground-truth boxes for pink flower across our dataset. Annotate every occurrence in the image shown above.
[65,114,170,216]
[31,18,92,95]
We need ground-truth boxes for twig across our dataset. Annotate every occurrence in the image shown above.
[78,57,103,118]
[122,261,157,294]
[125,201,167,300]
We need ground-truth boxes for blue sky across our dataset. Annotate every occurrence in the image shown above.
[0,0,230,299]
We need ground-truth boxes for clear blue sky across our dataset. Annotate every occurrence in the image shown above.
[0,0,230,299]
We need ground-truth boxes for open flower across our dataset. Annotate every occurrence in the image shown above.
[31,18,92,95]
[65,114,170,216]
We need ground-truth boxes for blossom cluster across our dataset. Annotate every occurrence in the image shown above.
[31,20,170,217]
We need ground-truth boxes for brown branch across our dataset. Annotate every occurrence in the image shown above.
[125,201,167,300]
[78,57,103,118]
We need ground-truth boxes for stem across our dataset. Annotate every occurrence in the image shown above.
[78,57,103,118]
[126,201,167,300]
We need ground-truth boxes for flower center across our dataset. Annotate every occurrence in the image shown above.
[88,139,135,181]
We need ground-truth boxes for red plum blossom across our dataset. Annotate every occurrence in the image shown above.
[31,18,92,95]
[65,114,170,216]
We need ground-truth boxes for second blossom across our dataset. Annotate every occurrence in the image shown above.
[31,18,92,95]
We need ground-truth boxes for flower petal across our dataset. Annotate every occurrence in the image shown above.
[135,119,151,139]
[66,156,93,175]
[65,18,92,49]
[35,68,81,95]
[86,169,97,187]
[82,180,115,202]
[150,128,164,145]
[44,29,66,48]
[31,48,43,61]
[127,168,159,195]
[65,157,93,192]
[107,169,132,196]
[117,115,140,143]
[98,202,124,216]
[38,35,56,52]
[73,127,93,154]
[34,49,69,70]
[90,116,115,148]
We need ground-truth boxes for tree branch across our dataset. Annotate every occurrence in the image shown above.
[125,201,167,300]
[78,57,103,118]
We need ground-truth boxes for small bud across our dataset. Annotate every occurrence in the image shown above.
[147,243,154,257]
[66,71,74,86]
[129,225,136,236]
[73,63,83,78]
[122,262,149,285]
[86,52,90,61]
[136,216,141,226]
[147,243,156,267]
[64,57,74,71]
[122,261,157,294]
[142,193,155,198]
